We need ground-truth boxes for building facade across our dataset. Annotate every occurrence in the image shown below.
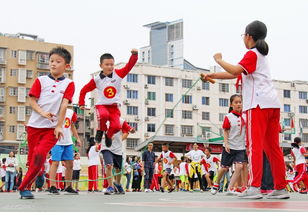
[0,33,74,153]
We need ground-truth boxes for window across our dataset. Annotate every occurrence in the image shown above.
[302,133,308,143]
[26,50,34,60]
[202,112,210,120]
[17,106,26,121]
[147,75,156,84]
[17,87,26,102]
[284,118,291,127]
[182,95,192,104]
[127,74,138,83]
[219,113,226,122]
[165,109,174,118]
[11,50,17,58]
[299,106,308,114]
[127,122,138,131]
[299,119,308,128]
[283,90,291,98]
[182,79,192,88]
[147,108,156,116]
[147,92,156,100]
[9,106,16,114]
[37,53,49,64]
[9,87,17,96]
[126,139,139,149]
[26,88,30,97]
[181,125,193,136]
[165,125,174,135]
[127,106,138,115]
[182,110,192,119]
[219,98,229,107]
[0,68,5,83]
[299,91,307,100]
[10,69,17,76]
[284,134,291,141]
[38,72,48,77]
[284,104,291,112]
[0,48,5,61]
[165,93,173,102]
[165,77,174,86]
[26,70,33,78]
[202,97,210,105]
[147,124,155,132]
[9,125,16,133]
[202,81,210,90]
[0,87,5,102]
[219,83,229,92]
[127,90,138,99]
[0,106,4,117]
[26,106,32,116]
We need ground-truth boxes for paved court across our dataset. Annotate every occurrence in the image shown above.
[0,191,307,212]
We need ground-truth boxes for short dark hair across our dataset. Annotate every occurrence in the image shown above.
[204,147,212,153]
[162,143,169,147]
[100,53,114,64]
[49,47,72,64]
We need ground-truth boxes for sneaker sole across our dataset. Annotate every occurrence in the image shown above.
[63,193,79,195]
[239,194,263,199]
[266,194,290,199]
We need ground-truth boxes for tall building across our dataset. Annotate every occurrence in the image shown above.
[0,33,74,153]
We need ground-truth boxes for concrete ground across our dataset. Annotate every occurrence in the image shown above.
[0,191,307,212]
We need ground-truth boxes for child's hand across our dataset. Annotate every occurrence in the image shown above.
[131,49,138,55]
[40,111,55,121]
[200,73,215,83]
[76,139,81,147]
[130,128,136,134]
[54,126,64,139]
[213,53,222,62]
[224,143,230,153]
[79,105,85,110]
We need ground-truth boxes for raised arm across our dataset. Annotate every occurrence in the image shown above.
[78,79,96,107]
[115,49,138,78]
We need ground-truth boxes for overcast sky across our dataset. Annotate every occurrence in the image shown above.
[1,0,307,103]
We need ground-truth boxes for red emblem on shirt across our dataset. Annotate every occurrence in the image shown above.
[64,117,71,128]
[103,86,117,99]
[163,158,168,164]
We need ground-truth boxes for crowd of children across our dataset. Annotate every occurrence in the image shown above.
[1,20,307,201]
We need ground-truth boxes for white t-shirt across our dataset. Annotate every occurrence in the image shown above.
[73,159,81,171]
[160,150,176,170]
[5,157,18,173]
[179,162,187,176]
[185,150,205,162]
[0,166,6,178]
[238,48,281,111]
[124,162,132,173]
[56,109,77,146]
[204,155,220,172]
[291,146,307,166]
[88,145,101,166]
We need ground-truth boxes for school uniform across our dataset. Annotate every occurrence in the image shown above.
[238,48,287,190]
[88,145,100,191]
[72,159,81,181]
[79,54,138,139]
[291,146,308,188]
[18,74,74,191]
[160,151,176,174]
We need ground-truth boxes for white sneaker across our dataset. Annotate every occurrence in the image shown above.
[210,185,219,195]
[145,189,151,193]
[225,190,240,196]
[266,189,290,199]
[238,187,263,199]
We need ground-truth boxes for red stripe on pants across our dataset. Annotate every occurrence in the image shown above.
[150,174,159,191]
[293,163,308,188]
[95,105,121,138]
[246,106,287,190]
[88,165,98,191]
[18,127,57,191]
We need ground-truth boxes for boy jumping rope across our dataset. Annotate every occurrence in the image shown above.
[79,49,138,147]
[18,47,75,199]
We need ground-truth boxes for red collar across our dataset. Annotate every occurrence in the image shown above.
[231,110,242,117]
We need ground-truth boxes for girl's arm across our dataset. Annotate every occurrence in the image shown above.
[213,53,244,76]
[223,129,231,153]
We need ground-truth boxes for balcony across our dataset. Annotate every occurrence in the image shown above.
[0,58,6,65]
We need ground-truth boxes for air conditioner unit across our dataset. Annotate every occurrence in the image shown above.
[145,117,150,121]
[197,86,201,91]
[123,85,129,89]
[192,105,198,110]
[123,100,130,105]
[288,112,295,118]
[145,99,149,105]
[144,84,149,89]
[134,116,140,121]
[144,133,149,137]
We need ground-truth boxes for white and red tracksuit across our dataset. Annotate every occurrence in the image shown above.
[238,48,287,190]
[150,163,162,191]
[78,54,138,139]
[291,146,308,188]
[88,145,101,191]
[19,74,74,191]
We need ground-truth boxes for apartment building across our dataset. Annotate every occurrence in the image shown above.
[0,33,74,153]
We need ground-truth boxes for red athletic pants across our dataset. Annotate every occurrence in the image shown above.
[293,163,308,188]
[88,165,98,191]
[19,127,57,191]
[95,105,121,138]
[246,106,287,190]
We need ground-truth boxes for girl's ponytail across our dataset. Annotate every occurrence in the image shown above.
[255,39,269,56]
[291,137,301,149]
